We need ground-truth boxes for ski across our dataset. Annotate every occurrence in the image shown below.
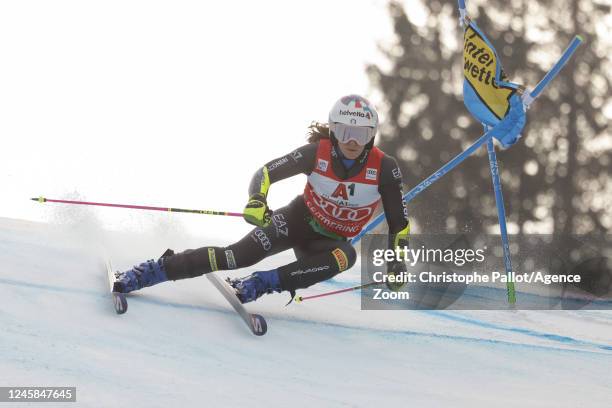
[206,273,267,336]
[104,258,128,315]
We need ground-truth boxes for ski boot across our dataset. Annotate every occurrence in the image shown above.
[228,270,282,304]
[113,258,169,293]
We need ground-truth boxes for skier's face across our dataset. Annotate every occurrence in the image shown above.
[337,140,365,159]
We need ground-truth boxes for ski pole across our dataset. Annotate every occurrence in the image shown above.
[31,196,244,217]
[294,281,380,303]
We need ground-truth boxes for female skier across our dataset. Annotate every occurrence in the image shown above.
[114,94,410,303]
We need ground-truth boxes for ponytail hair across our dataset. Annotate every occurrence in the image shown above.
[307,121,331,143]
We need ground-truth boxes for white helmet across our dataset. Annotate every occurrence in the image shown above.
[328,94,378,146]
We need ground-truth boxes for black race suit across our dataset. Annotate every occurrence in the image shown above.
[164,140,409,294]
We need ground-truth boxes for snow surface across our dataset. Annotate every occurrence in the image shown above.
[1,216,611,408]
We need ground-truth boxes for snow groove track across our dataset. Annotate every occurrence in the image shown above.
[3,275,609,355]
[1,217,611,407]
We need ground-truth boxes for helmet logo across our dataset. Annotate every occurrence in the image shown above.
[338,109,371,120]
[339,95,374,120]
[341,95,364,106]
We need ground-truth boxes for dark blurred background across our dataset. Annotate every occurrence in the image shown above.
[368,0,611,236]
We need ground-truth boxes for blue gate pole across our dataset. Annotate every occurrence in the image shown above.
[352,35,582,246]
[351,128,497,244]
[486,136,516,304]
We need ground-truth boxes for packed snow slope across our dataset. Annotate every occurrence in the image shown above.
[1,216,611,408]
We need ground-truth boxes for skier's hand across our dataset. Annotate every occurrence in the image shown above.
[243,193,272,227]
[386,260,407,292]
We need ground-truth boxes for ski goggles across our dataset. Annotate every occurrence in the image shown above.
[331,122,376,146]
